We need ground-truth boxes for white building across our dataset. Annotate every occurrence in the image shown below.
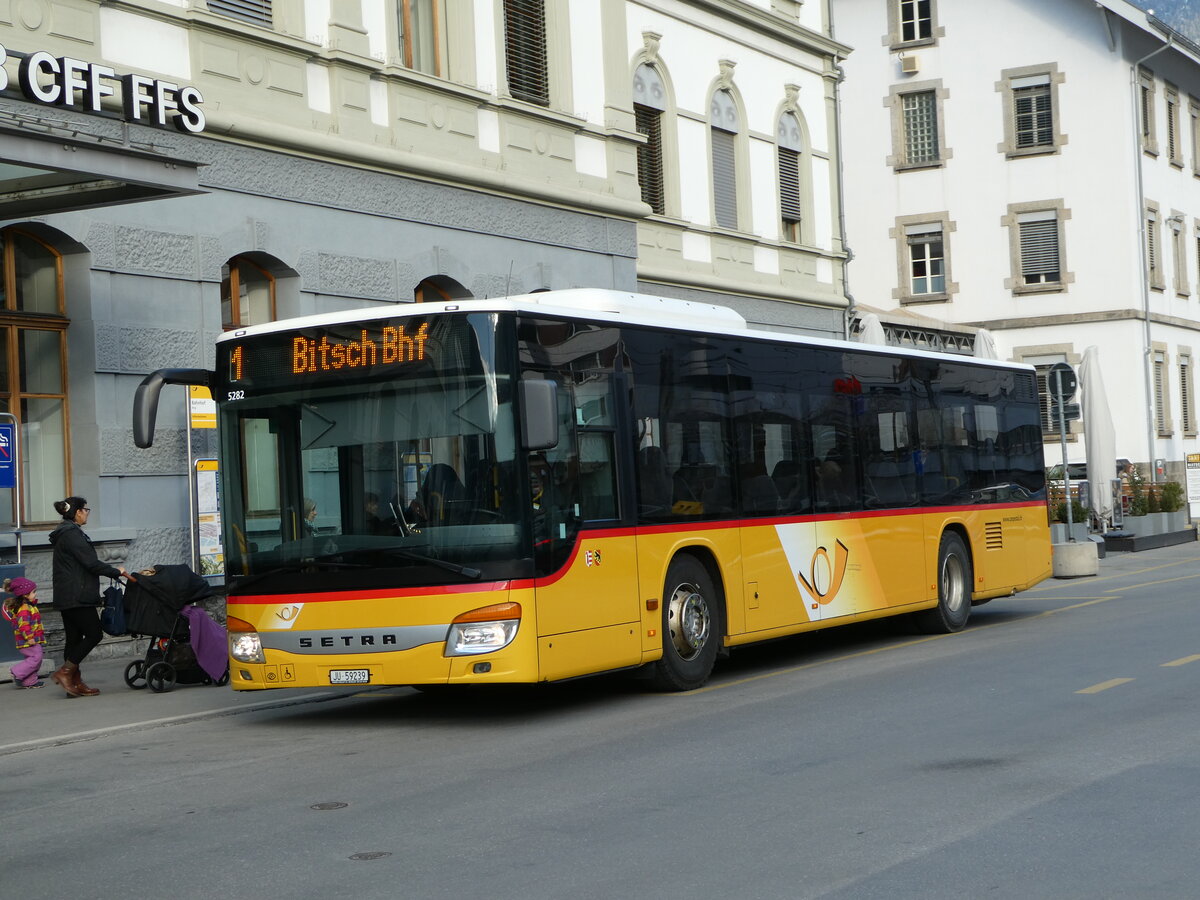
[836,0,1200,502]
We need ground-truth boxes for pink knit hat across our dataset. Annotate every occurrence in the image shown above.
[8,577,36,596]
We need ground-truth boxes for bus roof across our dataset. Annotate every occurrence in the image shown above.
[218,289,1034,373]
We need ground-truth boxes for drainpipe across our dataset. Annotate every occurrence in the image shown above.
[833,57,857,341]
[1131,31,1173,480]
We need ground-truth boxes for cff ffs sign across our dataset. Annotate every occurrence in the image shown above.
[0,43,205,133]
[0,423,15,490]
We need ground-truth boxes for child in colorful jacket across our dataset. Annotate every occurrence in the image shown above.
[5,577,45,688]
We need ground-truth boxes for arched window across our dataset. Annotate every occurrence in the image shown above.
[711,90,740,230]
[633,63,667,216]
[414,275,471,303]
[221,256,276,330]
[778,112,804,243]
[0,227,69,525]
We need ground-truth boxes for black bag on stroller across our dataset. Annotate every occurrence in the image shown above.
[122,565,228,693]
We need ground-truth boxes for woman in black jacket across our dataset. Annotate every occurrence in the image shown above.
[48,496,126,697]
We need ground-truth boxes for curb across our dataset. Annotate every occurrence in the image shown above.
[0,688,357,757]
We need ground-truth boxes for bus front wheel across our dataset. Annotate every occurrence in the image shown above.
[652,555,720,691]
[914,531,972,634]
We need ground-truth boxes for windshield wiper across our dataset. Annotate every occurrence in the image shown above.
[326,545,483,580]
[230,559,372,593]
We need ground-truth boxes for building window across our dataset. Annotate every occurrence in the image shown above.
[1034,361,1068,435]
[711,89,740,230]
[1171,214,1188,296]
[1154,349,1171,436]
[893,214,956,304]
[1140,68,1158,155]
[998,66,1065,157]
[1018,214,1061,287]
[889,0,937,47]
[633,64,666,216]
[1147,207,1164,292]
[1181,353,1195,436]
[1166,84,1182,165]
[903,91,939,164]
[1190,98,1200,176]
[908,226,945,296]
[1013,81,1052,148]
[503,0,548,106]
[887,82,948,170]
[0,228,69,526]
[778,112,804,242]
[207,0,272,27]
[398,0,444,76]
[221,257,276,330]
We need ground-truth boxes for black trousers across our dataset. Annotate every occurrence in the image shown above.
[59,606,102,666]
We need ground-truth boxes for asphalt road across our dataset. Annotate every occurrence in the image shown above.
[7,544,1200,900]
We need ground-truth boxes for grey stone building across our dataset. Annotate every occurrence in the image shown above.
[0,0,848,664]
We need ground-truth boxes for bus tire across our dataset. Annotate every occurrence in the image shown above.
[914,531,972,634]
[651,555,720,691]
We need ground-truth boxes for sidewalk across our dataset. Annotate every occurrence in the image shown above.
[0,654,354,756]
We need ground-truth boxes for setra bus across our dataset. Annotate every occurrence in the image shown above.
[133,289,1051,692]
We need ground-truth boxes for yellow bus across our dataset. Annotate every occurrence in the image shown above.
[133,289,1051,692]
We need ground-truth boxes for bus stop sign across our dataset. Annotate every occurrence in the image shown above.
[0,423,15,489]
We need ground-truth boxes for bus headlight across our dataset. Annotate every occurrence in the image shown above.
[445,602,521,656]
[227,615,266,664]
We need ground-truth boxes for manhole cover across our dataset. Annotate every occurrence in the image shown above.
[349,852,391,861]
[310,801,349,811]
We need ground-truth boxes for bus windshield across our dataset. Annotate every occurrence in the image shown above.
[217,312,528,592]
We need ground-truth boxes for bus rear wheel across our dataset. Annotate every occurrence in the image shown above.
[651,555,720,691]
[914,531,972,634]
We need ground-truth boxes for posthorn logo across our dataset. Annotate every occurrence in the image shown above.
[796,539,850,606]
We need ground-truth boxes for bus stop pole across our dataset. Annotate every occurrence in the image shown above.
[1054,369,1074,537]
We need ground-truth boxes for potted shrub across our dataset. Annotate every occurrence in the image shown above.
[1159,481,1189,532]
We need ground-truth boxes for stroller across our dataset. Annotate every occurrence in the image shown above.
[121,565,229,693]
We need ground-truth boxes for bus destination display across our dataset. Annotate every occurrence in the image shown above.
[225,321,433,385]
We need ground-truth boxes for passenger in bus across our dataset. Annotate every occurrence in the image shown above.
[418,464,467,525]
[815,450,853,508]
[302,498,318,536]
[364,492,391,535]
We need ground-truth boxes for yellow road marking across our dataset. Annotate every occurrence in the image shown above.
[1104,573,1200,591]
[1035,598,1111,617]
[1162,654,1200,667]
[1029,555,1200,593]
[683,555,1199,696]
[1076,678,1134,694]
[688,634,946,694]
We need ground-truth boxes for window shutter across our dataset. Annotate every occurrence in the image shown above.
[712,128,738,230]
[1036,367,1054,432]
[503,0,548,106]
[1155,353,1168,433]
[1019,218,1059,279]
[779,148,801,224]
[1014,84,1052,148]
[635,104,665,215]
[207,0,272,26]
[1181,357,1192,434]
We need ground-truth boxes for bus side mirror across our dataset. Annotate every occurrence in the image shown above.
[133,368,213,448]
[520,379,559,451]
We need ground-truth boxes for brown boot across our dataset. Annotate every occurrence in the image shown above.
[73,667,100,696]
[51,662,83,698]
